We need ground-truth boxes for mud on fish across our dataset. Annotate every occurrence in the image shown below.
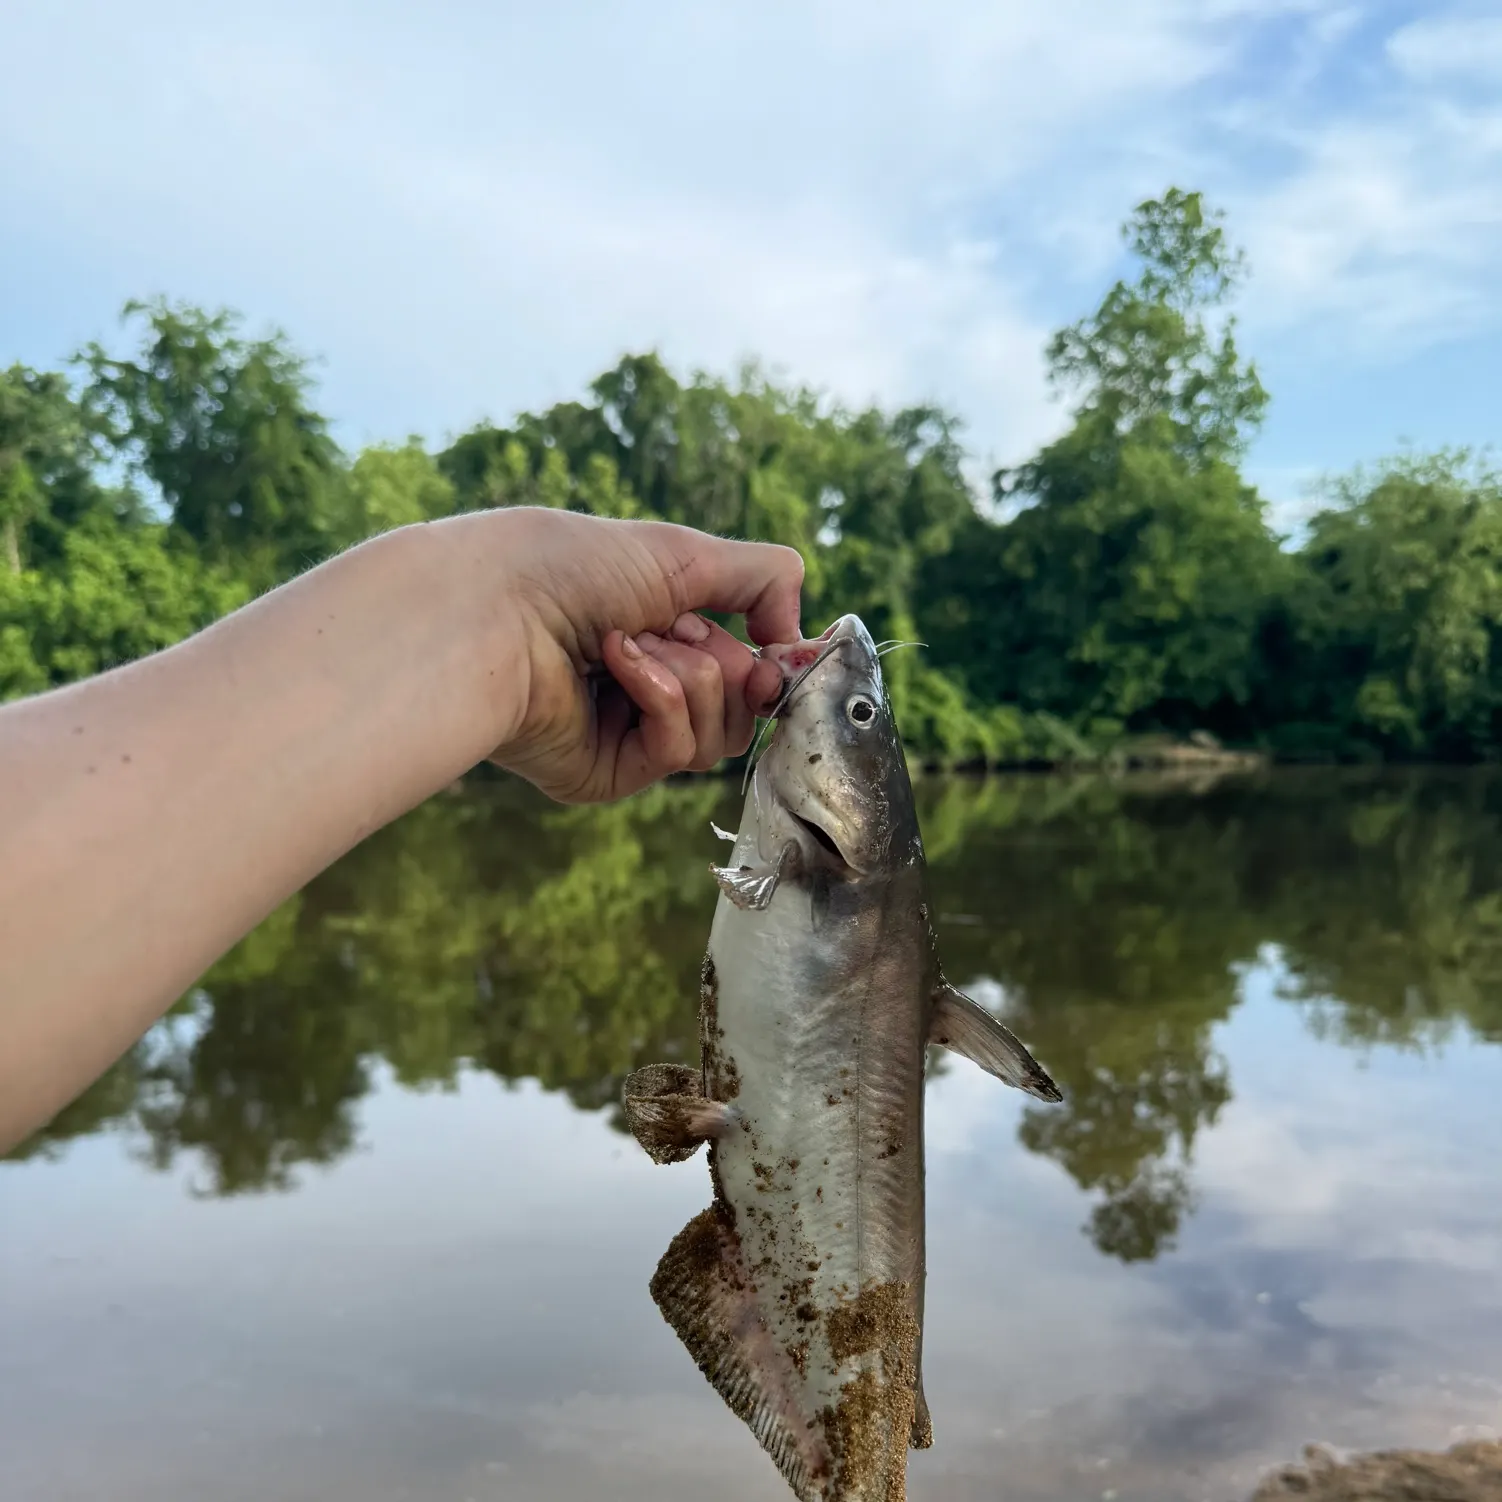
[622,613,1062,1502]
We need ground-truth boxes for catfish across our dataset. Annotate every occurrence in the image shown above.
[622,613,1060,1501]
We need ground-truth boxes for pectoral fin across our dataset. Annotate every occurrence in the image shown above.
[929,982,1062,1102]
[651,1209,830,1499]
[711,841,797,911]
[622,1063,741,1165]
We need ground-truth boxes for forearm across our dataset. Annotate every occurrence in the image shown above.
[0,520,516,1151]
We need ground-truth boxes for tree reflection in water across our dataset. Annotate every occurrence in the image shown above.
[12,769,1502,1263]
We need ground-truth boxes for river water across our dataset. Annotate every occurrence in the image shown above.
[5,770,1502,1501]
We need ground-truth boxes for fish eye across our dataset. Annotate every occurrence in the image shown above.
[846,695,876,726]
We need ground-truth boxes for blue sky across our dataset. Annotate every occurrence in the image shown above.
[4,0,1500,524]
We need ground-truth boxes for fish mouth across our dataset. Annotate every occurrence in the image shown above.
[768,617,879,712]
[790,809,850,869]
[820,613,878,663]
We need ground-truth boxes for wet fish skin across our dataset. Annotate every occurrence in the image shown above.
[623,614,1060,1501]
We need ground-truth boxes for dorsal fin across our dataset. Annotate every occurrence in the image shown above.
[650,1208,831,1500]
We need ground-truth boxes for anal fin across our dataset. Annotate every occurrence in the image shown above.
[930,981,1062,1102]
[651,1208,830,1501]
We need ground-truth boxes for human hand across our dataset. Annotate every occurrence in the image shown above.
[0,504,796,1151]
[448,507,803,803]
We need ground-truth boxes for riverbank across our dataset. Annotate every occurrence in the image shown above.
[924,729,1268,775]
[1250,1438,1502,1500]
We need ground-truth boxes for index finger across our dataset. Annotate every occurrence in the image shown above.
[644,523,805,646]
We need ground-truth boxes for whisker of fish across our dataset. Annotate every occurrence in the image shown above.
[876,640,926,658]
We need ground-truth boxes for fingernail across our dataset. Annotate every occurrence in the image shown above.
[670,613,711,644]
[636,631,662,652]
[620,635,643,659]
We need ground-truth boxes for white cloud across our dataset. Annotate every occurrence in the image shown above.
[1237,104,1502,354]
[1,0,1245,463]
[1195,1048,1502,1282]
[1218,10,1502,360]
[1,0,1498,476]
[1388,14,1502,82]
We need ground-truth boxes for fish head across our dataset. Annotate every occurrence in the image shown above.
[756,614,919,878]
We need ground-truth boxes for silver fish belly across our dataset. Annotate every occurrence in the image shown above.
[623,614,1060,1502]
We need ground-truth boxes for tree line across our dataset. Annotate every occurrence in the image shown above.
[3,188,1500,764]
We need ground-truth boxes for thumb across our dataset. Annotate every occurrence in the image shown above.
[639,522,805,646]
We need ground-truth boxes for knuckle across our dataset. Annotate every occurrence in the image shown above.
[714,639,753,683]
[682,654,721,695]
[689,732,726,771]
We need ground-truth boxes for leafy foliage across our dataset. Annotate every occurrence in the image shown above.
[0,362,140,572]
[1269,453,1502,760]
[325,440,457,551]
[927,418,1285,735]
[79,299,343,586]
[919,189,1285,746]
[0,513,249,698]
[1045,188,1268,463]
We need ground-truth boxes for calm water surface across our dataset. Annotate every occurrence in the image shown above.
[5,770,1502,1501]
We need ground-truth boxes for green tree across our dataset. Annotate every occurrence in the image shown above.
[439,355,834,558]
[325,440,457,551]
[0,511,250,700]
[0,364,130,574]
[1274,453,1502,759]
[439,422,626,514]
[1045,187,1268,463]
[815,406,975,719]
[922,189,1282,741]
[0,401,43,575]
[80,300,343,584]
[975,423,1284,731]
